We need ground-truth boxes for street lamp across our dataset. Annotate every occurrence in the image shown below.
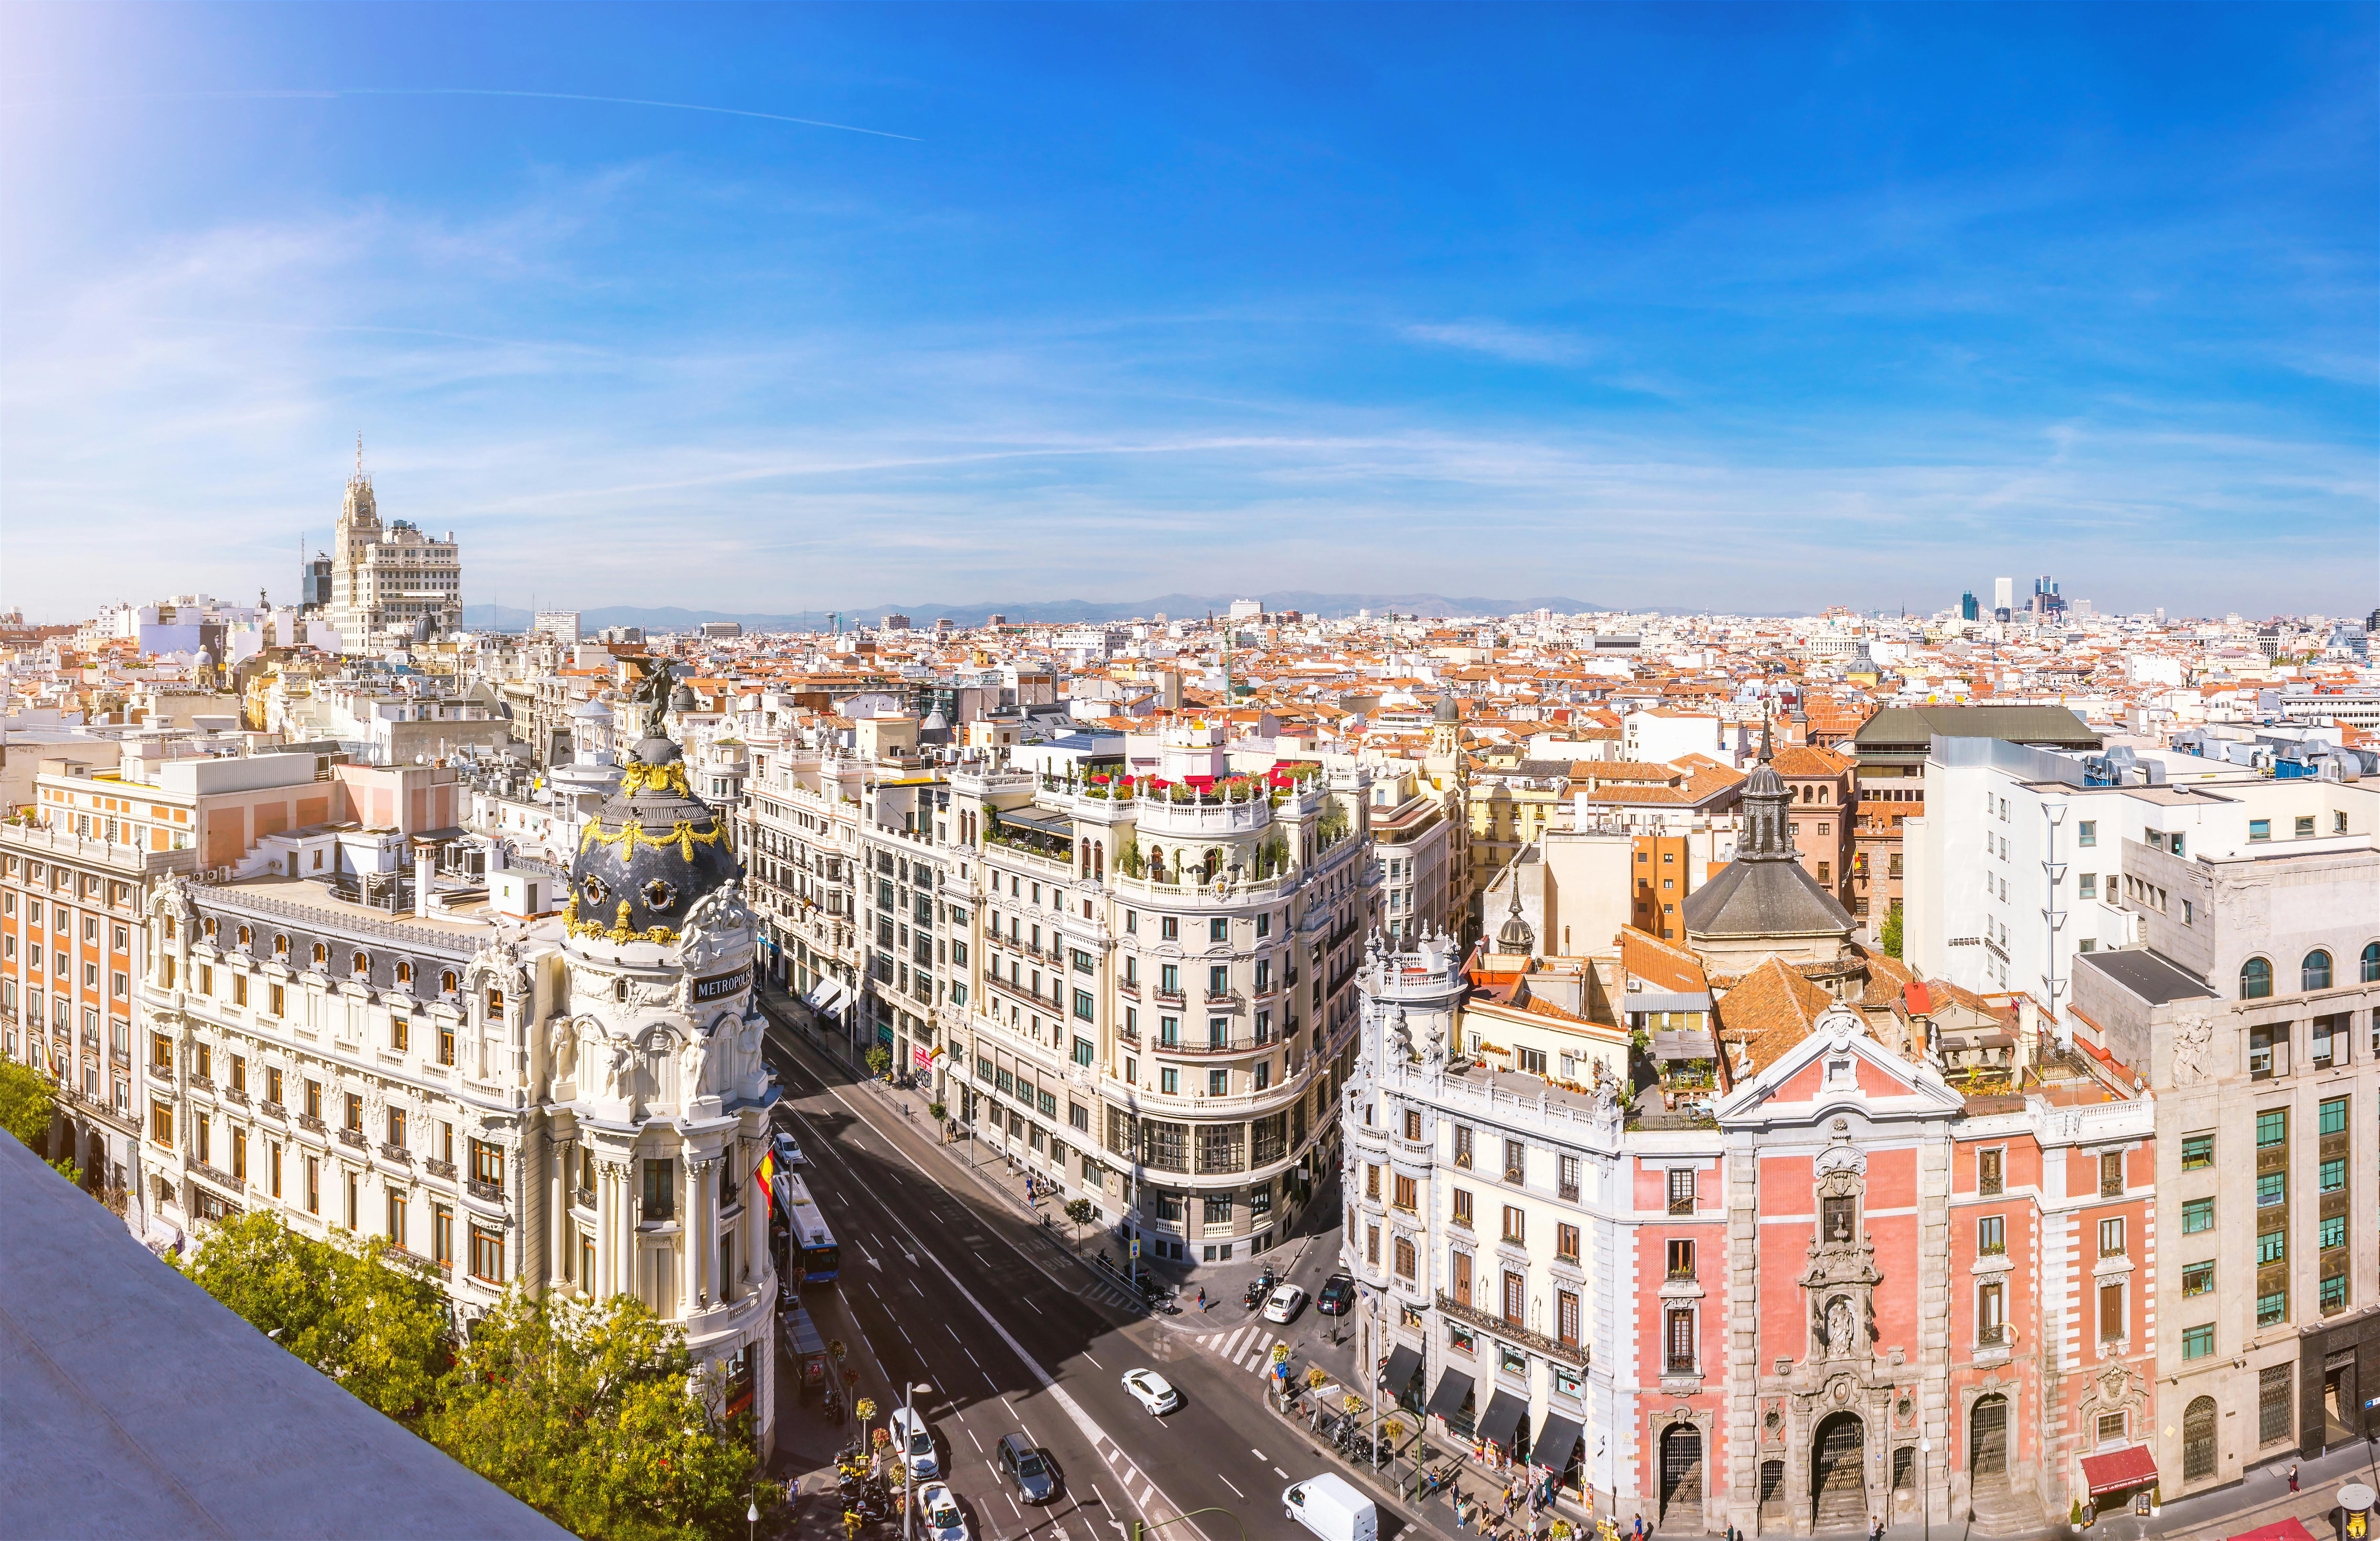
[1919,1438,1931,1541]
[746,1492,759,1541]
[902,1381,933,1541]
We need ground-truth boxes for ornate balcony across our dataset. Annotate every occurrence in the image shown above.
[296,1112,327,1134]
[425,1158,458,1180]
[1435,1291,1589,1368]
[466,1178,504,1204]
[337,1127,367,1151]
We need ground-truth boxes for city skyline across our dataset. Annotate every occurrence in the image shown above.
[3,3,2374,621]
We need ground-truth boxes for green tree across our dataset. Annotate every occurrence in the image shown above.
[0,1061,78,1182]
[175,1211,449,1423]
[1880,902,1904,959]
[865,1045,892,1079]
[430,1290,757,1541]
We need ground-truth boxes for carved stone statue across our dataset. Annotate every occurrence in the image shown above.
[2170,1012,2213,1086]
[733,1011,766,1091]
[680,1031,711,1100]
[1826,1296,1858,1357]
[1387,1005,1412,1062]
[600,1035,634,1100]
[553,1018,579,1084]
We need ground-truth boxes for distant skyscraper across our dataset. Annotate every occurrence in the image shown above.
[1993,577,2014,611]
[1960,591,1980,622]
[299,550,333,613]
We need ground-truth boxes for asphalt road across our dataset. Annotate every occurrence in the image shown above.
[763,1026,1422,1541]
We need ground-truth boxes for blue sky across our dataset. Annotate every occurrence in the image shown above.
[3,3,2373,619]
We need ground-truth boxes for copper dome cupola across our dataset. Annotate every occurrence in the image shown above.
[563,662,733,945]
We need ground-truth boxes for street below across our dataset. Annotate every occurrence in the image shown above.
[760,1020,1427,1541]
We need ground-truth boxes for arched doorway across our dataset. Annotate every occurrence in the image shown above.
[2183,1397,2218,1482]
[1659,1423,1704,1530]
[1811,1412,1867,1530]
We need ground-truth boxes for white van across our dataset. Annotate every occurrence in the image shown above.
[890,1406,940,1479]
[1282,1474,1377,1541]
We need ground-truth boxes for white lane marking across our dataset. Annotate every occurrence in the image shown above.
[1001,1394,1023,1419]
[967,1427,984,1453]
[966,1348,983,1366]
[885,1201,1207,1538]
[1250,1448,1266,1460]
[1080,1352,1103,1369]
[949,1325,965,1342]
[1217,1474,1245,1499]
[1273,1467,1288,1479]
[1221,1326,1249,1360]
[1020,1295,1041,1313]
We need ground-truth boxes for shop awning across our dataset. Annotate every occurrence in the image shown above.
[1475,1389,1529,1452]
[2081,1444,2158,1497]
[1532,1412,1586,1472]
[1380,1344,1424,1398]
[1425,1368,1475,1424]
[2229,1522,2317,1541]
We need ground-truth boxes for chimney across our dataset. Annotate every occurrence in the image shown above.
[412,839,435,919]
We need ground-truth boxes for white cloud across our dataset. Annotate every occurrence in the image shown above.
[1,170,2371,622]
[1400,319,1593,365]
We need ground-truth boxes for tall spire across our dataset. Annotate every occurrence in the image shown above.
[355,432,364,480]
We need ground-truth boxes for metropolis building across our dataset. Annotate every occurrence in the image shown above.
[137,686,781,1446]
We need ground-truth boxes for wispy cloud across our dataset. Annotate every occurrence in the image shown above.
[1400,320,1594,365]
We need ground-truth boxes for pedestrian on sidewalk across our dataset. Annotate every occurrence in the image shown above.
[1455,1493,1471,1532]
[2289,1462,2301,1493]
[1870,1516,1886,1541]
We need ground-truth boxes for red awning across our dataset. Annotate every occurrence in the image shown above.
[2080,1443,2159,1497]
[2230,1521,2319,1541]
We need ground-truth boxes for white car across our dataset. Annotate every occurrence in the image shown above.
[771,1128,806,1168]
[1121,1367,1183,1415]
[1262,1284,1308,1324]
[890,1405,939,1478]
[917,1481,970,1541]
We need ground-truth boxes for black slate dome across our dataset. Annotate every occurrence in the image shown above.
[565,734,736,944]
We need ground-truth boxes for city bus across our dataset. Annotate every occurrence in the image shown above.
[771,1172,840,1287]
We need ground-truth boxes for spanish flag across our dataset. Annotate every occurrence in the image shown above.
[757,1148,777,1216]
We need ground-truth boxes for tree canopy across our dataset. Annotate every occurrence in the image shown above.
[176,1212,449,1422]
[179,1214,758,1540]
[430,1291,757,1541]
[0,1061,77,1182]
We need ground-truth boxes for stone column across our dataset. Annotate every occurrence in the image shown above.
[678,1151,699,1319]
[689,1155,713,1308]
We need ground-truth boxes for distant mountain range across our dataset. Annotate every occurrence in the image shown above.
[457,591,1611,634]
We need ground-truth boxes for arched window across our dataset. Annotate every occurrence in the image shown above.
[203,918,218,940]
[2303,950,2333,992]
[311,942,328,967]
[236,925,252,949]
[441,970,459,994]
[2364,942,2380,984]
[2183,1396,2218,1481]
[2240,957,2272,1000]
[272,934,289,958]
[351,951,370,977]
[395,961,413,986]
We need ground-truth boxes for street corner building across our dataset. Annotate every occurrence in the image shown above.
[1342,743,2199,1537]
[113,701,782,1448]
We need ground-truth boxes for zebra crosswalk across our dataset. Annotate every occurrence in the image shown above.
[1197,1325,1290,1377]
[1080,1279,1142,1310]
